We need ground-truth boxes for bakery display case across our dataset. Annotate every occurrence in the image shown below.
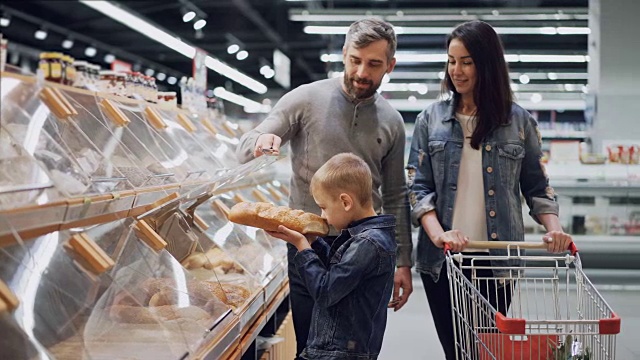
[0,216,239,360]
[194,195,285,305]
[0,68,290,359]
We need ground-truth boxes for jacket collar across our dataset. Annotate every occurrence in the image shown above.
[346,214,395,238]
[440,99,457,123]
[439,99,514,126]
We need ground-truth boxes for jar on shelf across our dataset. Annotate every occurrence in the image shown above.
[64,55,76,86]
[125,72,135,98]
[39,52,64,83]
[149,77,157,103]
[142,76,151,102]
[115,72,127,97]
[164,92,177,107]
[72,61,87,88]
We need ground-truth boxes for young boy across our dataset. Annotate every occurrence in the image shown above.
[267,153,397,359]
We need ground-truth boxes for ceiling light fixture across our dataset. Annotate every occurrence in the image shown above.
[205,56,267,94]
[321,52,588,63]
[80,1,267,94]
[213,87,271,113]
[193,19,207,30]
[34,29,48,40]
[167,76,177,85]
[227,44,240,54]
[264,68,275,79]
[84,47,97,57]
[62,39,74,49]
[80,1,196,58]
[304,25,589,36]
[104,53,116,63]
[145,68,155,76]
[0,14,10,27]
[290,9,588,22]
[519,74,530,84]
[182,11,196,22]
[156,72,166,81]
[236,50,248,61]
[530,93,543,103]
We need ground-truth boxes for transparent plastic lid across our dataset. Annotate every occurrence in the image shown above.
[104,98,208,185]
[0,216,234,360]
[139,201,258,311]
[1,76,135,194]
[154,108,227,179]
[0,127,63,210]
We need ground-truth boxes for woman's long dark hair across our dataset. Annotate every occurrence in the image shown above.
[442,21,513,150]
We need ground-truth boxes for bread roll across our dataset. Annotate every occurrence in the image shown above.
[228,202,329,236]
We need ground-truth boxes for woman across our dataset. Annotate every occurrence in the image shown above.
[406,20,573,359]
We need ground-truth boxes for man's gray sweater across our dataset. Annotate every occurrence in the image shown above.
[236,77,412,267]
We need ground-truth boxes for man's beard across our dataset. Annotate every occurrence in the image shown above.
[343,74,380,100]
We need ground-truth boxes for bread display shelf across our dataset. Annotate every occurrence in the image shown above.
[0,69,289,360]
[193,312,241,360]
[1,71,280,242]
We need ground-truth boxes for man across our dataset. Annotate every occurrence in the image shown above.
[236,18,413,359]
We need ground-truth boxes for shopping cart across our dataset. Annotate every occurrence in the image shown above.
[445,241,621,360]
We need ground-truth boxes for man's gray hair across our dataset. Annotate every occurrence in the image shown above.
[344,18,397,60]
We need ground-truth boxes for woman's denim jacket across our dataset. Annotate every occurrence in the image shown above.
[407,100,559,282]
[293,215,397,359]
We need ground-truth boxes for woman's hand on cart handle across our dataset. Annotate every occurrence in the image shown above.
[438,230,469,253]
[543,230,574,254]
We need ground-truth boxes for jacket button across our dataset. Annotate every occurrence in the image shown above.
[491,232,498,239]
[451,185,457,190]
[489,210,496,217]
[485,145,492,151]
[488,189,495,196]
[486,166,493,173]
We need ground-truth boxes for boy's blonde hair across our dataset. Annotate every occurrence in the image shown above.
[310,153,373,206]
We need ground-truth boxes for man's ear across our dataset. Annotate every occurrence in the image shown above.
[342,46,348,65]
[386,57,397,74]
[339,193,353,211]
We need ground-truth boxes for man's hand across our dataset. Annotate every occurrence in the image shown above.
[543,230,572,253]
[265,225,310,251]
[253,134,282,157]
[388,266,413,312]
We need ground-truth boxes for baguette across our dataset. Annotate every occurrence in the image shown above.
[228,202,329,236]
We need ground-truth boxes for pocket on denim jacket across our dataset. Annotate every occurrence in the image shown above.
[427,140,446,189]
[497,143,525,188]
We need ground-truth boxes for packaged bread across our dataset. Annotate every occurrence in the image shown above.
[228,202,329,236]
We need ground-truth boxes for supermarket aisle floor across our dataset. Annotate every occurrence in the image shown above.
[379,275,444,360]
[379,272,640,360]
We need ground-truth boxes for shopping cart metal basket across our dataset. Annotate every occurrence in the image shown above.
[445,241,621,360]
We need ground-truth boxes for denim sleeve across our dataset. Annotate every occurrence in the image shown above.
[520,115,559,223]
[293,236,378,307]
[310,237,331,267]
[407,110,438,227]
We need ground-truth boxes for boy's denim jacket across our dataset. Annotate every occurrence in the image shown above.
[407,100,559,282]
[293,215,397,360]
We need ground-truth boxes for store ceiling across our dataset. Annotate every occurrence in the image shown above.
[1,0,589,108]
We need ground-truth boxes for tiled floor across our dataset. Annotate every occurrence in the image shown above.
[379,270,640,360]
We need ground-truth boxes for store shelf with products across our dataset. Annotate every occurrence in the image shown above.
[0,68,291,359]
